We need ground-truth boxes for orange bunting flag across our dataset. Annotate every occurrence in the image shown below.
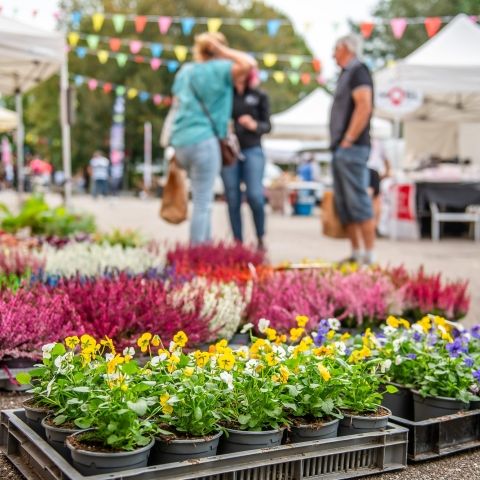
[109,38,122,52]
[360,22,375,38]
[135,15,147,33]
[312,58,322,73]
[424,17,442,37]
[92,13,105,32]
[300,73,311,85]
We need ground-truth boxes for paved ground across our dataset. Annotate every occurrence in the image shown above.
[0,191,479,478]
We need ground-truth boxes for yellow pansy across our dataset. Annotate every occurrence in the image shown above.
[218,353,235,371]
[137,332,152,353]
[173,331,188,348]
[275,334,287,344]
[100,336,115,353]
[386,316,400,328]
[80,334,97,352]
[120,383,128,392]
[265,327,277,341]
[317,363,331,381]
[184,366,194,377]
[160,393,173,414]
[279,365,290,383]
[290,327,304,342]
[193,351,210,368]
[265,352,279,367]
[399,318,410,329]
[417,316,432,333]
[151,335,161,347]
[65,336,79,349]
[167,354,180,373]
[296,315,309,328]
[326,330,336,340]
[250,338,270,357]
[313,345,334,357]
[340,332,351,341]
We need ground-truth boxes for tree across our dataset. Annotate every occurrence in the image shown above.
[20,0,316,177]
[362,0,480,68]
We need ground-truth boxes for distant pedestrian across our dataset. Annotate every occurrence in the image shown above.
[110,162,123,196]
[170,32,256,244]
[89,151,110,198]
[221,69,271,250]
[329,34,376,265]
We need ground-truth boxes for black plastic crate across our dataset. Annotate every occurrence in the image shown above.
[392,409,480,462]
[0,409,408,480]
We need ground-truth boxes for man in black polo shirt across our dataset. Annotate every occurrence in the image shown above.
[329,34,376,265]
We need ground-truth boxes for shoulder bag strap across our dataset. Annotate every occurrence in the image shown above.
[189,78,221,138]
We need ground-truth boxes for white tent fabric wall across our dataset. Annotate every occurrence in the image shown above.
[0,106,17,132]
[375,14,480,165]
[270,88,393,141]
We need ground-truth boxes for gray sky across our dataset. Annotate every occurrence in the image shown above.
[0,0,378,76]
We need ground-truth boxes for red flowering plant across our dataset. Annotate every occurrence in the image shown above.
[165,242,267,283]
[0,288,81,361]
[387,266,470,320]
[0,246,44,277]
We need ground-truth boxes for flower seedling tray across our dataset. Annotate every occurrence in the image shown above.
[391,409,480,462]
[0,409,407,480]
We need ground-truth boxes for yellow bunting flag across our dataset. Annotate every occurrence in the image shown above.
[97,50,109,64]
[272,71,285,84]
[207,18,222,33]
[174,45,189,62]
[92,12,105,32]
[263,53,277,68]
[67,32,80,47]
[127,88,138,99]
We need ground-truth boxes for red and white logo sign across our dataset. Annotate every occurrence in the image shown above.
[376,85,423,116]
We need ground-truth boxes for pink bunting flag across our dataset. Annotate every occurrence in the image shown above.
[135,15,147,33]
[153,94,163,106]
[150,58,162,71]
[390,18,407,39]
[424,17,442,37]
[158,16,172,35]
[130,40,143,54]
[87,79,98,91]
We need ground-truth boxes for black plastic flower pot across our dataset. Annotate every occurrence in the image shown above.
[382,383,414,420]
[66,430,154,476]
[218,427,285,454]
[150,431,222,464]
[412,390,469,421]
[289,418,339,443]
[230,333,250,345]
[41,416,82,460]
[339,407,391,435]
[22,399,51,438]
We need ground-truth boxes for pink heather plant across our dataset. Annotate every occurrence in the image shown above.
[0,288,80,360]
[0,247,44,276]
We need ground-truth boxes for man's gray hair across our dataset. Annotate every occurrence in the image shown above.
[336,34,363,57]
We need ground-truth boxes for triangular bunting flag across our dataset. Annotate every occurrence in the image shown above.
[97,50,109,64]
[92,13,104,32]
[158,16,173,34]
[75,47,87,58]
[129,40,143,54]
[139,92,150,102]
[288,72,300,85]
[181,18,196,35]
[174,45,189,62]
[135,15,147,33]
[134,56,145,64]
[116,53,128,67]
[153,94,163,105]
[87,79,98,91]
[116,86,126,96]
[74,75,84,86]
[289,56,303,70]
[207,18,222,33]
[272,71,285,83]
[312,58,322,73]
[150,43,163,57]
[167,60,180,72]
[300,73,311,85]
[360,22,375,39]
[390,18,407,39]
[86,35,100,50]
[240,19,256,31]
[127,88,138,99]
[71,11,82,28]
[150,58,162,70]
[103,83,113,93]
[259,70,269,82]
[112,14,126,33]
[67,32,80,47]
[263,53,277,67]
[109,38,122,52]
[424,17,442,37]
[267,19,281,37]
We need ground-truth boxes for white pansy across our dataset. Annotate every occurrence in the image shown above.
[158,351,169,361]
[219,371,234,390]
[334,342,347,356]
[392,339,402,352]
[42,342,56,360]
[150,356,161,366]
[383,325,397,336]
[272,345,286,359]
[327,318,341,331]
[46,379,54,396]
[380,359,392,373]
[412,324,424,334]
[54,353,74,374]
[123,347,135,357]
[240,322,254,334]
[258,318,270,333]
[105,353,115,362]
[395,355,403,366]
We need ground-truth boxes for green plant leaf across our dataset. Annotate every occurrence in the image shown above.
[72,386,90,393]
[121,361,139,375]
[238,414,251,425]
[53,415,67,425]
[194,406,202,421]
[16,372,31,385]
[386,384,398,394]
[127,399,148,416]
[74,417,92,429]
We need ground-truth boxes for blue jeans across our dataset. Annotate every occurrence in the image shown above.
[332,145,373,225]
[175,137,221,244]
[92,179,108,198]
[221,146,266,242]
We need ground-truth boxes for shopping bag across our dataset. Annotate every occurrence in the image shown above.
[160,156,188,224]
[321,190,347,238]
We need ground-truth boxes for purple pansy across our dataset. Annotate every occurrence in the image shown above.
[446,338,468,358]
[473,369,480,382]
[464,357,474,368]
[471,325,480,340]
[406,353,417,360]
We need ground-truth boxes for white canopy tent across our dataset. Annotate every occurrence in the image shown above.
[375,14,480,165]
[0,106,17,132]
[270,88,393,141]
[0,15,70,201]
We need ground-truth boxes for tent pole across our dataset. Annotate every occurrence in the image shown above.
[60,55,72,207]
[15,90,24,196]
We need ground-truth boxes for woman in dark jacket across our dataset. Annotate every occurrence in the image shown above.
[221,70,271,249]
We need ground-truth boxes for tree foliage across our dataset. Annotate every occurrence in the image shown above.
[19,0,315,176]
